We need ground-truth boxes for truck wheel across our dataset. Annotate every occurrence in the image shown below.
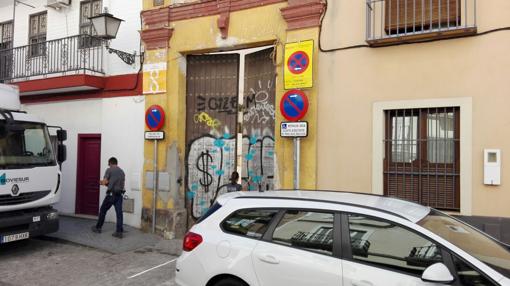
[213,277,247,286]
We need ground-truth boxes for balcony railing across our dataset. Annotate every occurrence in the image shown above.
[0,34,104,83]
[366,0,477,46]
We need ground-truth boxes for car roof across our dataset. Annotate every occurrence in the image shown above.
[218,190,431,223]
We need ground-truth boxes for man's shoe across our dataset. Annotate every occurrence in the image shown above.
[112,232,123,239]
[91,226,101,233]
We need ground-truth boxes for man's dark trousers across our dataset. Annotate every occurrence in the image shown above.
[96,193,123,233]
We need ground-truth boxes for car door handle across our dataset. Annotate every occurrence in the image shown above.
[257,254,280,265]
[352,280,373,286]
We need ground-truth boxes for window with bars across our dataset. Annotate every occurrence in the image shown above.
[384,107,460,210]
[79,0,102,48]
[0,21,13,81]
[366,0,477,46]
[0,21,13,50]
[385,0,460,34]
[29,12,47,58]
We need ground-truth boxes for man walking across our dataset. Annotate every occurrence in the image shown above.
[91,157,125,238]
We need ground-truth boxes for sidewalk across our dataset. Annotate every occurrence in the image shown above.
[46,215,182,255]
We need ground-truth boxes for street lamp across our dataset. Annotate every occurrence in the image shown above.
[89,12,122,40]
[89,11,137,65]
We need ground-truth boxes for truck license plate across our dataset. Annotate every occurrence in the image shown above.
[1,232,30,243]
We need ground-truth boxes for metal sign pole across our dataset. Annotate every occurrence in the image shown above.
[280,89,308,191]
[152,139,158,233]
[144,105,165,234]
[293,137,300,189]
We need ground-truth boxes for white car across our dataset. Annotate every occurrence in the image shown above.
[176,191,510,286]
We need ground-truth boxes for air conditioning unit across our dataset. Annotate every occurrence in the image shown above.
[46,0,71,9]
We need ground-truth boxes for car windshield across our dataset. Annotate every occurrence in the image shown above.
[0,120,56,168]
[418,210,510,278]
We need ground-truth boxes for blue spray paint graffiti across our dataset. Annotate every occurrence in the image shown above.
[186,134,237,218]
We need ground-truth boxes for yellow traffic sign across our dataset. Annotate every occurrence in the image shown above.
[284,40,314,89]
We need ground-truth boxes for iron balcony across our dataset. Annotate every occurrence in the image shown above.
[0,34,104,83]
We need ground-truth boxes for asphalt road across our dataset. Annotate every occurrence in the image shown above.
[0,237,177,286]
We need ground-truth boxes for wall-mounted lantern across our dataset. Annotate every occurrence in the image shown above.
[89,11,137,65]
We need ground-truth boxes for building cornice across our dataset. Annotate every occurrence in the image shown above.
[141,0,286,43]
[168,0,286,21]
[142,7,170,28]
[280,0,326,30]
[140,27,174,50]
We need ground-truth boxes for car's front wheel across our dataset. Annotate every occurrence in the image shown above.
[213,277,247,286]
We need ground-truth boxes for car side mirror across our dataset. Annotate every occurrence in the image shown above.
[57,129,67,141]
[57,144,67,163]
[421,263,455,284]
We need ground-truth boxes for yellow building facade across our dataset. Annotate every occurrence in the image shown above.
[140,0,325,236]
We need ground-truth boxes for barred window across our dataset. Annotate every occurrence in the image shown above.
[79,0,102,48]
[385,0,460,34]
[366,0,476,47]
[29,12,47,57]
[0,21,13,50]
[384,107,460,210]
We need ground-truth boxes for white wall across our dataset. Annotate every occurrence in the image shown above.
[21,99,102,214]
[22,95,145,228]
[0,0,141,76]
[100,96,145,228]
[2,0,145,227]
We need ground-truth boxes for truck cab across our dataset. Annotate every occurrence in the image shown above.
[0,84,67,244]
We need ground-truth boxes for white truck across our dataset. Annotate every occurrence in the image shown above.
[0,84,67,244]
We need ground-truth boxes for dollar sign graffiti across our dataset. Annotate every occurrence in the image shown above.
[196,151,213,193]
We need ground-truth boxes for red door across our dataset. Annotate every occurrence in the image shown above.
[76,134,101,216]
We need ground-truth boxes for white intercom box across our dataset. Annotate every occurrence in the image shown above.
[484,149,501,185]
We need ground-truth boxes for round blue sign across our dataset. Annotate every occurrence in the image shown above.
[287,51,310,75]
[280,90,309,122]
[145,105,165,131]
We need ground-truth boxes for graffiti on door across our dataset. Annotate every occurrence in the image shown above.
[242,48,276,192]
[185,49,276,219]
[243,80,275,125]
[186,54,240,219]
[186,130,275,218]
[186,130,236,218]
[242,79,275,191]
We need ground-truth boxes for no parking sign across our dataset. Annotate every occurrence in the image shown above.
[287,51,309,75]
[145,105,165,131]
[280,90,309,122]
[284,40,314,90]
